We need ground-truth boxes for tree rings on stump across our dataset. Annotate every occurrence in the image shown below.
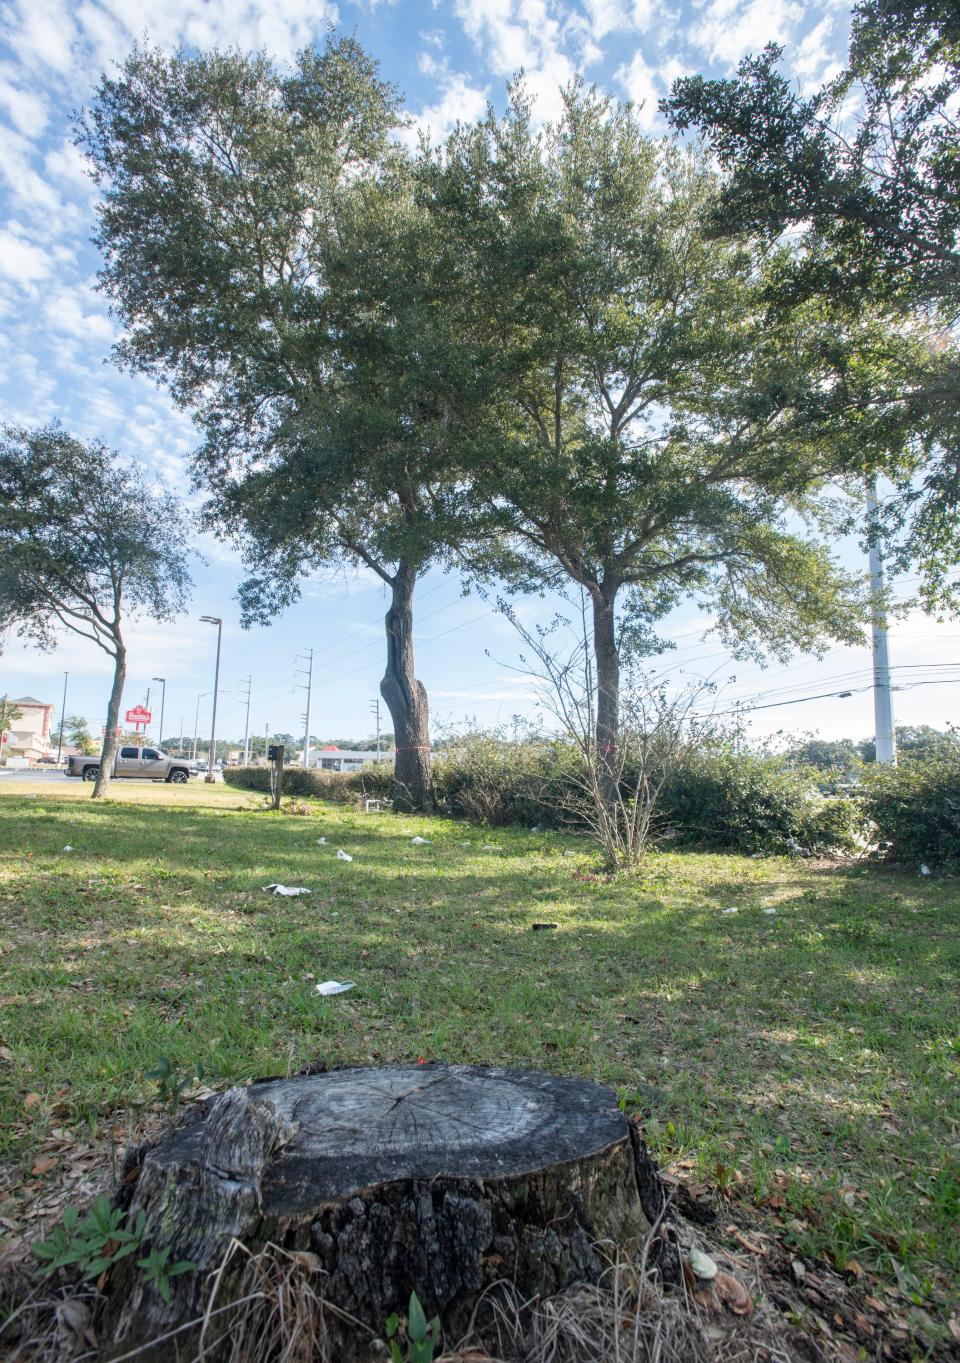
[104,1064,655,1360]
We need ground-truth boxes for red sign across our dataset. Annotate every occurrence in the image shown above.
[125,706,152,724]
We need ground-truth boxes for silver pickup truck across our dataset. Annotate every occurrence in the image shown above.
[66,745,196,783]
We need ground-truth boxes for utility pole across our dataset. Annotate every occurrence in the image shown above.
[56,671,69,762]
[370,697,381,759]
[177,714,184,757]
[200,616,223,781]
[144,686,151,743]
[264,722,269,764]
[866,482,897,765]
[296,649,314,769]
[240,675,252,765]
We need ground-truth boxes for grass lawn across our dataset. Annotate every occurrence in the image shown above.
[0,779,957,1329]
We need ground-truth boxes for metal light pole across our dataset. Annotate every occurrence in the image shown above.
[866,482,897,765]
[56,671,69,762]
[152,677,166,751]
[193,690,211,763]
[200,616,223,782]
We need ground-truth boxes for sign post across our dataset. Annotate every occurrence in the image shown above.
[268,744,284,811]
[124,705,152,733]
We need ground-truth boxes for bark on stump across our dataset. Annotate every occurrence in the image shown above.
[103,1064,656,1361]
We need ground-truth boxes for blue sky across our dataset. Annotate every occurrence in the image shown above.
[1,0,957,749]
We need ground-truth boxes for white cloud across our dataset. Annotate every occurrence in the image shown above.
[404,58,489,145]
[0,225,55,282]
[689,0,804,69]
[615,48,686,131]
[453,0,576,122]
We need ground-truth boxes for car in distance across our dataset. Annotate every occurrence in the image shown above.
[65,746,196,783]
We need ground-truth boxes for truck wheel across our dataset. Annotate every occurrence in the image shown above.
[168,769,188,784]
[82,766,99,782]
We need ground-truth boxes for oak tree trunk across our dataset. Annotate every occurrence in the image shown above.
[102,1064,660,1362]
[591,585,620,811]
[381,561,431,812]
[92,642,125,800]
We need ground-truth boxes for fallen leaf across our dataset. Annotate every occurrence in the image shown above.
[714,1271,754,1316]
[22,1092,41,1113]
[31,1156,58,1176]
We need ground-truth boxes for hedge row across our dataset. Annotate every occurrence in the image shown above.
[222,763,394,802]
[222,742,960,867]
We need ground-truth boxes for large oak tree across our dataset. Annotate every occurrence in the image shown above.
[81,39,475,809]
[427,85,913,803]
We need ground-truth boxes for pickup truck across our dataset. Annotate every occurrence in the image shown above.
[66,746,196,783]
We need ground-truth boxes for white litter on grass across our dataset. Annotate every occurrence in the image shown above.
[315,980,355,996]
[316,837,327,846]
[920,863,931,876]
[410,836,432,845]
[481,844,503,852]
[263,884,312,896]
[722,907,738,915]
[763,907,777,916]
[336,849,353,862]
[563,850,578,858]
[459,842,471,848]
[689,1249,719,1280]
[62,845,74,853]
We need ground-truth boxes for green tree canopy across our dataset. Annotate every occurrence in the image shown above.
[427,84,905,792]
[0,425,191,796]
[663,0,960,612]
[81,38,486,809]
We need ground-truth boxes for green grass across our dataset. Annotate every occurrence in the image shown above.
[1,780,958,1311]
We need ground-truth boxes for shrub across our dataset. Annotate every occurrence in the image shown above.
[433,736,575,827]
[222,763,394,804]
[659,748,861,854]
[860,756,960,867]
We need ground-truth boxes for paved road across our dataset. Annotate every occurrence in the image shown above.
[0,769,219,783]
[0,769,71,782]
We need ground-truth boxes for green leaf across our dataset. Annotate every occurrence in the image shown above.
[408,1290,428,1342]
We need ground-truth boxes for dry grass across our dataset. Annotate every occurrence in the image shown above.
[0,1235,806,1363]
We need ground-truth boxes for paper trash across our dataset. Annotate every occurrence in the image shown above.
[336,849,353,861]
[263,884,312,896]
[315,980,356,996]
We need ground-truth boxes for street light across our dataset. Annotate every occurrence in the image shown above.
[152,676,166,751]
[200,616,222,783]
[193,690,212,763]
[56,671,69,763]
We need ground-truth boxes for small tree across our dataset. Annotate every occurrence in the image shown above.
[0,699,23,762]
[0,425,191,797]
[63,714,98,755]
[499,593,721,871]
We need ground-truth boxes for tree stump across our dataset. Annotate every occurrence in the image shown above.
[104,1064,659,1361]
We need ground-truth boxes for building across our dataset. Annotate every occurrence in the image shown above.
[311,745,390,772]
[2,696,54,761]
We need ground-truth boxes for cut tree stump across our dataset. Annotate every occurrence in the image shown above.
[104,1064,664,1361]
